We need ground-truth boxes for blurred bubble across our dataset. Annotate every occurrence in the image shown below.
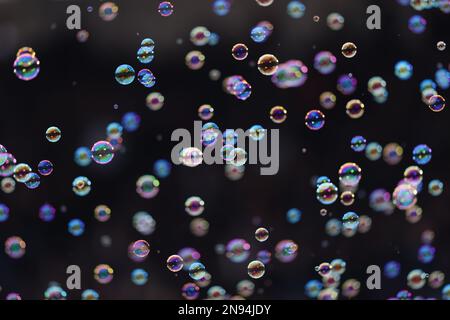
[232,43,248,61]
[94,205,111,222]
[185,50,205,70]
[38,160,54,176]
[136,175,160,199]
[131,268,149,285]
[255,227,269,242]
[94,264,114,284]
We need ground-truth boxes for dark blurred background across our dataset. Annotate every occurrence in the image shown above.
[0,0,449,299]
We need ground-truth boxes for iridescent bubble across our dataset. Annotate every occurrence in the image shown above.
[179,147,203,167]
[257,54,279,76]
[383,142,404,165]
[269,106,287,123]
[189,262,206,281]
[39,203,56,222]
[428,94,446,112]
[131,240,150,258]
[178,247,201,270]
[407,269,428,290]
[247,260,265,279]
[99,2,119,21]
[337,74,357,95]
[412,144,432,165]
[94,264,114,284]
[255,227,269,242]
[394,60,413,80]
[94,205,111,222]
[319,91,336,109]
[250,26,269,43]
[404,166,423,186]
[44,285,67,300]
[25,172,40,189]
[46,126,62,143]
[68,218,85,236]
[133,211,156,236]
[314,51,337,75]
[341,42,357,58]
[315,262,332,277]
[325,219,342,236]
[327,12,344,30]
[256,0,273,6]
[437,41,446,51]
[256,250,272,265]
[271,60,308,88]
[0,203,9,222]
[384,261,401,279]
[198,104,214,120]
[428,179,443,196]
[185,196,205,216]
[0,153,16,177]
[365,142,382,161]
[428,271,445,289]
[340,191,355,206]
[443,284,450,300]
[190,26,211,46]
[305,280,323,298]
[237,280,256,298]
[201,122,220,146]
[121,112,141,132]
[226,239,251,263]
[1,177,16,193]
[74,147,92,167]
[145,92,164,111]
[72,176,92,196]
[286,208,302,223]
[346,99,365,119]
[5,236,26,259]
[208,32,220,46]
[405,205,423,224]
[305,109,325,130]
[318,288,339,300]
[408,15,427,34]
[249,125,266,141]
[114,64,135,85]
[342,279,361,298]
[16,46,36,57]
[212,0,231,16]
[137,46,154,64]
[316,176,331,187]
[316,182,338,205]
[137,69,156,88]
[232,43,248,61]
[418,244,435,264]
[13,52,40,81]
[136,175,160,199]
[38,160,54,176]
[342,211,359,230]
[153,159,171,178]
[185,50,205,70]
[166,255,184,272]
[351,135,367,152]
[393,183,417,210]
[90,141,114,165]
[338,162,362,187]
[13,163,32,183]
[182,283,200,300]
[275,239,298,263]
[287,1,306,19]
[131,269,148,286]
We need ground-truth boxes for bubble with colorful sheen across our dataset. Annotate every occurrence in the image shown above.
[46,126,62,143]
[13,53,40,81]
[122,112,141,132]
[37,160,53,176]
[72,176,92,196]
[316,182,339,205]
[428,95,446,112]
[91,141,114,165]
[428,179,443,196]
[133,211,156,235]
[341,42,357,58]
[314,51,337,75]
[287,1,306,19]
[412,144,432,165]
[131,268,148,286]
[25,173,40,189]
[351,135,366,152]
[74,147,92,167]
[338,162,362,187]
[153,159,171,178]
[337,74,357,95]
[250,25,269,43]
[393,183,417,210]
[342,211,359,230]
[146,92,164,111]
[365,142,382,161]
[115,64,135,85]
[346,99,365,119]
[189,262,206,280]
[305,110,325,130]
[408,15,427,34]
[158,1,173,16]
[232,43,248,61]
[198,104,214,120]
[106,122,123,139]
[286,208,302,223]
[94,264,114,284]
[137,46,154,64]
[167,255,184,272]
[257,54,279,76]
[68,219,85,236]
[270,106,287,123]
[185,50,205,70]
[39,203,56,222]
[99,2,118,21]
[255,227,269,242]
[305,280,323,298]
[131,240,150,258]
[182,283,200,300]
[226,239,251,263]
[13,163,32,183]
[137,69,156,87]
[136,175,159,199]
[319,91,336,109]
[0,203,9,222]
[383,143,404,165]
[275,239,298,263]
[185,196,205,216]
[272,60,308,89]
[247,260,265,279]
[395,60,413,80]
[94,205,111,222]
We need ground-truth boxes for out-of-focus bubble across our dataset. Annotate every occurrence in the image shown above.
[226,239,251,263]
[342,211,359,230]
[167,255,184,272]
[185,196,205,216]
[133,211,156,235]
[275,239,298,263]
[198,104,214,121]
[72,176,92,196]
[122,112,141,132]
[237,280,255,298]
[408,15,427,34]
[44,285,67,300]
[316,262,332,277]
[74,147,92,167]
[76,30,89,43]
[106,122,123,140]
[228,148,247,166]
[91,141,114,165]
[13,163,32,183]
[38,160,54,176]
[286,208,302,223]
[256,250,272,264]
[384,261,401,279]
[209,69,221,81]
[136,175,160,199]
[269,106,287,123]
[383,142,403,165]
[231,43,248,61]
[305,110,325,130]
[319,91,336,109]
[137,46,154,64]
[443,284,450,300]
[327,12,344,30]
[325,218,342,236]
[0,153,16,178]
[16,47,36,57]
[393,183,417,210]
[404,166,423,186]
[351,135,367,152]
[94,205,111,222]
[249,125,266,141]
[137,69,156,87]
[131,268,149,286]
[337,74,357,95]
[340,191,355,206]
[182,283,200,300]
[189,262,206,280]
[0,203,10,222]
[196,271,212,288]
[13,53,40,81]
[365,142,382,161]
[5,236,26,259]
[428,271,445,289]
[395,60,413,80]
[82,289,99,300]
[412,144,432,165]
[330,259,346,275]
[25,172,40,189]
[255,227,269,242]
[146,92,164,111]
[428,179,444,196]
[247,260,265,279]
[346,99,365,119]
[94,264,114,284]
[185,50,205,70]
[437,41,446,51]
[99,2,119,21]
[68,218,85,236]
[407,269,428,290]
[190,26,211,46]
[208,32,220,46]
[314,51,337,75]
[305,279,323,298]
[316,182,338,205]
[287,1,306,19]
[115,64,135,85]
[158,1,174,16]
[153,159,171,178]
[338,162,362,187]
[39,203,56,222]
[1,177,16,193]
[428,94,446,112]
[341,42,357,58]
[180,147,203,167]
[255,0,273,6]
[190,218,209,237]
[257,54,279,76]
[418,244,435,264]
[46,126,62,143]
[179,247,201,270]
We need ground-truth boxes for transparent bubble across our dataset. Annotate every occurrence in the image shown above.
[136,175,160,199]
[342,211,359,230]
[247,260,265,279]
[412,144,432,165]
[319,91,336,109]
[91,141,114,165]
[94,205,111,222]
[394,60,413,80]
[46,126,62,143]
[437,41,446,51]
[13,53,40,81]
[44,285,67,300]
[94,264,114,284]
[383,142,404,165]
[287,1,306,19]
[39,203,56,222]
[256,250,272,265]
[418,244,435,264]
[250,26,269,43]
[314,51,337,75]
[185,196,205,216]
[232,43,249,60]
[428,94,446,112]
[146,92,164,111]
[190,26,211,46]
[74,147,92,167]
[403,166,423,186]
[185,50,205,70]
[25,172,40,189]
[342,279,361,298]
[337,74,357,95]
[133,211,156,235]
[153,159,171,178]
[286,208,302,223]
[180,147,203,167]
[256,0,273,6]
[393,183,417,210]
[384,261,401,279]
[237,280,256,298]
[226,239,251,263]
[198,104,214,120]
[13,163,32,183]
[365,142,382,161]
[137,46,154,64]
[131,269,148,286]
[315,262,332,277]
[68,218,85,236]
[428,179,443,196]
[189,262,206,280]
[114,64,135,85]
[257,54,279,76]
[340,191,355,206]
[182,282,200,300]
[167,255,184,272]
[275,239,298,263]
[99,2,119,21]
[338,162,362,187]
[327,12,344,31]
[38,160,54,176]
[305,280,323,298]
[137,69,156,88]
[1,177,16,193]
[316,182,338,205]
[341,42,357,58]
[350,135,366,152]
[72,176,92,196]
[255,227,269,242]
[408,15,427,34]
[122,112,141,132]
[346,99,365,119]
[305,109,325,130]
[271,60,308,88]
[131,240,150,258]
[407,269,427,290]
[405,205,422,223]
[4,236,25,259]
[269,106,287,123]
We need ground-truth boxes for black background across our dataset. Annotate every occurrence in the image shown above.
[0,0,449,299]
